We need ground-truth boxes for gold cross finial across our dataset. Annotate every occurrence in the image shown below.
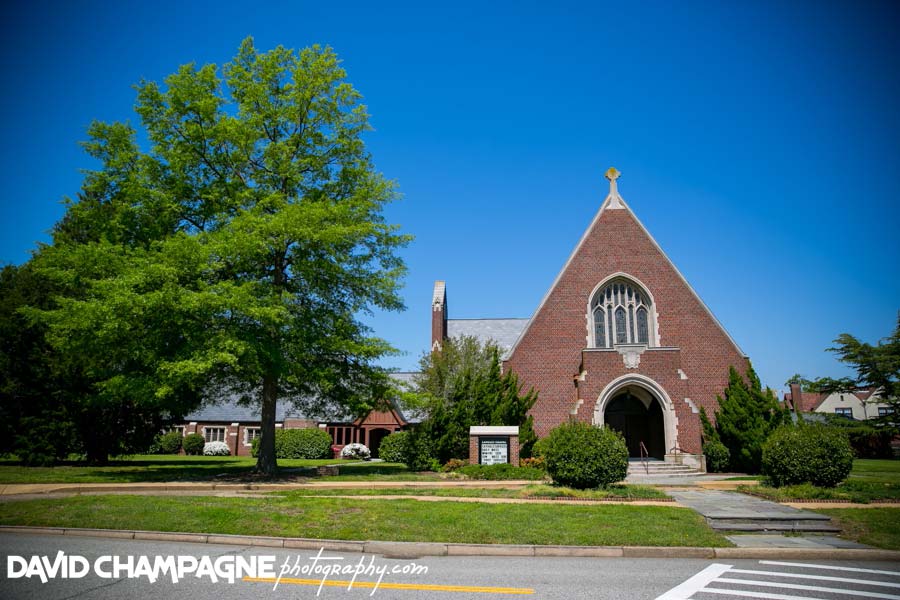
[605,167,620,181]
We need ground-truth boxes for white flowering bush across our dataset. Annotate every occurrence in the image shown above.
[203,441,231,456]
[340,443,371,460]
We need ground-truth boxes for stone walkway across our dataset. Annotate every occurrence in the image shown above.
[669,488,861,549]
[668,489,826,521]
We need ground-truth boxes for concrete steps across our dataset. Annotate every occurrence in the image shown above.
[626,461,701,477]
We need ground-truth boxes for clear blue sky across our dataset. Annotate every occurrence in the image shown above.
[2,0,898,392]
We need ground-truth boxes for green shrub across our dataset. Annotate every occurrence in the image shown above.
[542,421,628,489]
[820,417,894,459]
[703,440,730,473]
[183,433,205,456]
[377,431,409,464]
[441,458,469,472]
[455,463,546,480]
[762,424,854,488]
[158,431,183,454]
[532,437,549,459]
[404,429,437,471]
[13,411,76,466]
[275,428,333,459]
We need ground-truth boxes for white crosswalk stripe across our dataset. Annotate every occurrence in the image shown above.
[656,560,900,600]
[728,568,900,588]
[714,577,900,599]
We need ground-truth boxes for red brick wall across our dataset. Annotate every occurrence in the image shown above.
[503,206,748,453]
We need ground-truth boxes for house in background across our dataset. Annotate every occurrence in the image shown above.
[785,383,893,421]
[175,372,422,457]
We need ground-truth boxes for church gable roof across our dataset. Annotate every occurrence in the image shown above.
[506,168,746,360]
[447,318,530,357]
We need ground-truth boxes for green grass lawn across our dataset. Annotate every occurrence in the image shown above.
[278,484,668,500]
[0,455,409,484]
[0,494,724,547]
[817,508,900,550]
[739,458,900,503]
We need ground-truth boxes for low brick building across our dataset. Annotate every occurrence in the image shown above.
[176,372,421,457]
[432,169,750,469]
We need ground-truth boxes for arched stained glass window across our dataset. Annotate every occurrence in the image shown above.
[615,307,627,344]
[637,306,649,344]
[593,306,606,348]
[589,277,655,348]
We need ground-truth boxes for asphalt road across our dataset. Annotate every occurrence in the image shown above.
[0,533,898,600]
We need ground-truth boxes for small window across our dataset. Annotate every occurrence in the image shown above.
[834,408,853,418]
[593,306,606,348]
[244,428,260,445]
[164,426,185,437]
[203,427,226,442]
[615,307,627,344]
[636,307,649,344]
[878,407,894,417]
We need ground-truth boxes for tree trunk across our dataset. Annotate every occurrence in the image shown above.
[255,374,279,476]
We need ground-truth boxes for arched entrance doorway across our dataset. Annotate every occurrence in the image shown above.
[604,390,665,458]
[593,375,676,460]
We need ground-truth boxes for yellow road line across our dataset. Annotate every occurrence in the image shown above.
[243,576,534,594]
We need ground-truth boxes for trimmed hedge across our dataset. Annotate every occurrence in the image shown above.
[542,421,628,489]
[703,440,730,473]
[762,424,854,488]
[183,433,205,456]
[250,428,333,459]
[377,432,409,464]
[455,463,546,480]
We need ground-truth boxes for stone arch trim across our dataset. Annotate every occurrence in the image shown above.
[592,374,677,454]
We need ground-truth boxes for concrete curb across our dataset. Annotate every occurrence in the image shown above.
[0,481,541,496]
[3,526,899,561]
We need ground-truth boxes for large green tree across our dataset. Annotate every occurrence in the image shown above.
[414,336,538,463]
[32,39,409,472]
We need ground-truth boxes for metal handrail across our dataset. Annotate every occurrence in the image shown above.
[638,441,649,475]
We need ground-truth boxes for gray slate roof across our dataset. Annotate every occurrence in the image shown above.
[446,318,530,356]
[181,371,425,425]
[182,393,313,423]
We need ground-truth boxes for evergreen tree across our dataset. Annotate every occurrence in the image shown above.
[714,365,789,473]
[414,336,538,464]
[698,406,719,444]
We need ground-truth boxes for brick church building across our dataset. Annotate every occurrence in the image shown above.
[431,168,749,469]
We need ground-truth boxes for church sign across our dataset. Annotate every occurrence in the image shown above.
[479,437,509,465]
[469,426,519,465]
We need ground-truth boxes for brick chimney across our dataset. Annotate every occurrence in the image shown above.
[431,280,447,353]
[788,382,803,411]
